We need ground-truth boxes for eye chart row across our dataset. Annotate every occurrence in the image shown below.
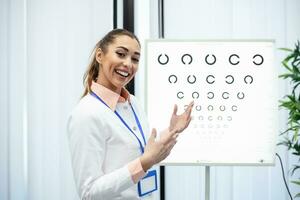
[145,40,277,165]
[157,53,264,66]
[167,74,254,84]
[177,91,246,100]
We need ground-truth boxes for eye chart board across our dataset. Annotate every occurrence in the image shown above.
[145,40,278,166]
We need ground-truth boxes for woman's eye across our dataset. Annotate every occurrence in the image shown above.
[132,58,139,63]
[116,52,125,57]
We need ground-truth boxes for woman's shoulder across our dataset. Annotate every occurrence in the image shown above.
[129,94,146,114]
[69,94,106,121]
[128,94,141,108]
[129,94,143,104]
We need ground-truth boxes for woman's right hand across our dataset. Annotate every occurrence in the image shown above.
[140,128,178,172]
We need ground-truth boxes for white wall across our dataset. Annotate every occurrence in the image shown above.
[0,0,112,199]
[134,0,300,200]
[0,0,10,199]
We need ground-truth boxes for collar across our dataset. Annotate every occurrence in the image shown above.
[91,81,131,111]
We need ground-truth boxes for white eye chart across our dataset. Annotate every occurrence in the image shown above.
[145,40,278,165]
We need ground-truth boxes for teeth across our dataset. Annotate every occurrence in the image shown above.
[116,70,129,77]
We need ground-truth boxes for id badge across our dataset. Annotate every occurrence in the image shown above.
[137,170,158,197]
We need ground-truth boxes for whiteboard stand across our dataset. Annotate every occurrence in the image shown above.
[205,166,210,200]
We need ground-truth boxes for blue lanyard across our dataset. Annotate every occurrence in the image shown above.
[90,92,146,153]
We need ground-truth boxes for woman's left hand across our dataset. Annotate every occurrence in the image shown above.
[169,101,194,133]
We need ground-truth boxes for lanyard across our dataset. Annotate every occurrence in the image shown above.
[90,92,146,153]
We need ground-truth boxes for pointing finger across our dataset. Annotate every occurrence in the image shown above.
[172,104,178,115]
[186,101,194,116]
[149,128,157,142]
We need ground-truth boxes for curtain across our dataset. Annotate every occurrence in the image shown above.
[0,0,113,199]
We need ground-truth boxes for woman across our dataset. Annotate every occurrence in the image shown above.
[67,29,194,200]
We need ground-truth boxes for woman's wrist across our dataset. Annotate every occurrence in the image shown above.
[140,155,153,172]
[168,126,178,133]
[168,125,175,133]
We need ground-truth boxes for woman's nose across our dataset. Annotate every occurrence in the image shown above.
[123,57,132,68]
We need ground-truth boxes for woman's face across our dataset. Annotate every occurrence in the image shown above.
[96,35,140,93]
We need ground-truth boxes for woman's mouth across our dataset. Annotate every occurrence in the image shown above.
[115,69,130,78]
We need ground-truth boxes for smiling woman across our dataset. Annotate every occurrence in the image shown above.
[67,29,194,200]
[95,34,141,94]
[81,29,141,97]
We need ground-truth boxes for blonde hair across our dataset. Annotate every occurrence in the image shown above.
[82,29,140,97]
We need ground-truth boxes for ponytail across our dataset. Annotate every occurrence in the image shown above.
[82,43,100,98]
